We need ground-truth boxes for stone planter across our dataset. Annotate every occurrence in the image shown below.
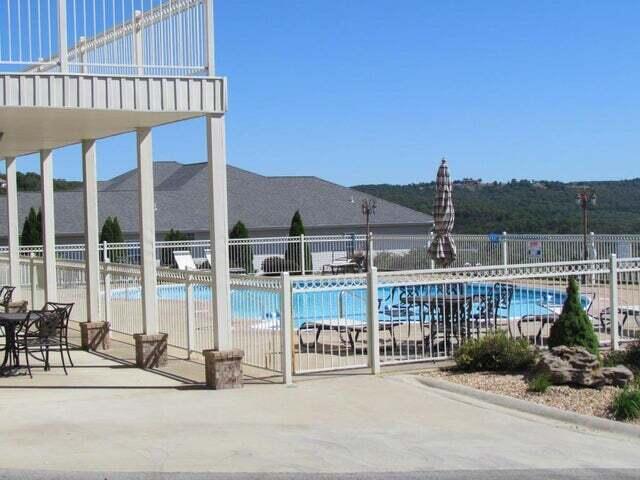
[134,333,168,369]
[80,321,110,351]
[203,349,244,389]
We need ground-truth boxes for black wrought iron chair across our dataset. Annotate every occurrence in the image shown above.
[41,302,75,367]
[469,283,515,337]
[16,310,67,378]
[0,286,16,312]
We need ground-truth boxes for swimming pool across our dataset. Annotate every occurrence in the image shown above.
[111,281,587,329]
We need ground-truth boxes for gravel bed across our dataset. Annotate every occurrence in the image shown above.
[425,370,639,424]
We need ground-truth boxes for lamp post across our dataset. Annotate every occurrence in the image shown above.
[361,199,377,270]
[576,189,596,260]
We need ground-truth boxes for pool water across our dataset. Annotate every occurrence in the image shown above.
[111,282,587,329]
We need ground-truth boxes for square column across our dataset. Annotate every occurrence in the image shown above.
[80,139,109,350]
[206,115,232,351]
[135,127,165,368]
[4,157,20,292]
[40,149,57,302]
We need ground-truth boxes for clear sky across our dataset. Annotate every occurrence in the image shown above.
[6,0,640,186]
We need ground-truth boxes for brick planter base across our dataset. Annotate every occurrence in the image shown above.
[203,349,244,389]
[134,333,168,369]
[80,321,111,351]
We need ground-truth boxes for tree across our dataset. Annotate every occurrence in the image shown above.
[100,217,125,262]
[229,221,253,273]
[548,277,600,355]
[284,210,312,273]
[164,229,188,241]
[20,207,42,246]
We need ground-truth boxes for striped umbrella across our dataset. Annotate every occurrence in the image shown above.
[428,158,457,267]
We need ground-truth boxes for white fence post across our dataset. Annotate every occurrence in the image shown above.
[300,234,306,275]
[185,272,195,359]
[30,253,37,309]
[103,241,109,262]
[367,232,374,271]
[502,231,508,266]
[57,0,68,72]
[133,10,144,75]
[280,272,293,384]
[428,231,435,269]
[609,254,619,351]
[367,266,380,374]
[103,259,112,328]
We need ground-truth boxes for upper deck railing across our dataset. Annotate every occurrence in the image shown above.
[0,0,212,76]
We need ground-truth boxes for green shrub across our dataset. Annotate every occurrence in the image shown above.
[454,332,536,372]
[528,373,552,393]
[548,277,600,355]
[603,341,640,374]
[612,388,640,421]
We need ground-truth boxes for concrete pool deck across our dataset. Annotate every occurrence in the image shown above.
[0,335,639,478]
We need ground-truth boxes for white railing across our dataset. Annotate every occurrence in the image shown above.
[2,252,640,380]
[1,0,209,76]
[3,233,640,274]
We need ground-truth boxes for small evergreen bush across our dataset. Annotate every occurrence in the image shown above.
[229,221,254,273]
[284,211,313,273]
[548,277,600,355]
[603,341,640,373]
[528,373,552,394]
[454,332,536,372]
[20,207,42,246]
[612,388,640,421]
[261,256,287,275]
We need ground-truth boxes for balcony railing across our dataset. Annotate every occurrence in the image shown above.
[0,0,212,76]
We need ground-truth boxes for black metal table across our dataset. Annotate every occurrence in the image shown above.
[0,312,29,375]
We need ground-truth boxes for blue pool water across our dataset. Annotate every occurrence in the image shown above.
[111,282,587,329]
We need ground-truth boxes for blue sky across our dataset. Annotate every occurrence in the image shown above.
[6,0,640,185]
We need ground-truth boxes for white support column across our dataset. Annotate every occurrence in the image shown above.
[4,157,20,290]
[40,149,57,302]
[206,115,232,350]
[57,0,68,73]
[203,0,216,75]
[137,128,158,334]
[82,140,100,322]
[280,272,293,384]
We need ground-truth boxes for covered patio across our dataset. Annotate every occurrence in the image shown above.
[0,0,237,380]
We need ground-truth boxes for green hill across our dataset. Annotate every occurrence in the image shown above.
[0,172,82,192]
[354,179,640,234]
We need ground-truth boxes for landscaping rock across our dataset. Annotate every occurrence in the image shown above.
[537,346,634,388]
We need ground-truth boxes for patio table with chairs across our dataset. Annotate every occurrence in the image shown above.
[0,286,75,378]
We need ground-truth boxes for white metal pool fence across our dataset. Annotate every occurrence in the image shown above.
[2,232,640,274]
[1,252,640,381]
[0,0,210,76]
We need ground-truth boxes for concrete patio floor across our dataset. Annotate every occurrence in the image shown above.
[0,333,639,478]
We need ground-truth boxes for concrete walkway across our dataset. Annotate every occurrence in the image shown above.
[0,343,639,478]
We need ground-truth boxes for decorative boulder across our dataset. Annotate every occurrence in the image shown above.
[537,346,634,388]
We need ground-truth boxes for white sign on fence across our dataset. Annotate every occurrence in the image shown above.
[528,240,543,258]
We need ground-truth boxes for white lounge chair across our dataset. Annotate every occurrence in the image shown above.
[173,250,197,270]
[205,248,246,274]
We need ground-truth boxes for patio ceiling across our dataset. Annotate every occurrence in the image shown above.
[0,73,227,158]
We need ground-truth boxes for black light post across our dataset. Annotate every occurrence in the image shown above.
[576,189,596,260]
[361,199,376,270]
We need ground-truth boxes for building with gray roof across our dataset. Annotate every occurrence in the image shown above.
[0,162,432,242]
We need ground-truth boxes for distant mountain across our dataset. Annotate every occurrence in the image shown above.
[353,179,640,234]
[0,172,82,192]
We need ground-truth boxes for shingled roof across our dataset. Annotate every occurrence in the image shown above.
[0,162,432,237]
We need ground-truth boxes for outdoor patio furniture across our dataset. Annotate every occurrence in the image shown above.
[0,286,16,312]
[0,311,30,376]
[297,320,400,351]
[205,249,246,273]
[16,310,67,378]
[322,259,360,275]
[41,302,75,368]
[598,305,640,336]
[173,250,198,270]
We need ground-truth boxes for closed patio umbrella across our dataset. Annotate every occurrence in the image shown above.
[428,158,457,267]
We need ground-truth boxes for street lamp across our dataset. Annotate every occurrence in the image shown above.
[576,189,596,260]
[361,199,377,270]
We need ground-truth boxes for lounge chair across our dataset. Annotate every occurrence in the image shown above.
[205,248,246,274]
[173,250,197,270]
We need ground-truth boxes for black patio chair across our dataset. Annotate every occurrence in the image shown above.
[41,302,75,367]
[16,310,67,378]
[0,286,16,312]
